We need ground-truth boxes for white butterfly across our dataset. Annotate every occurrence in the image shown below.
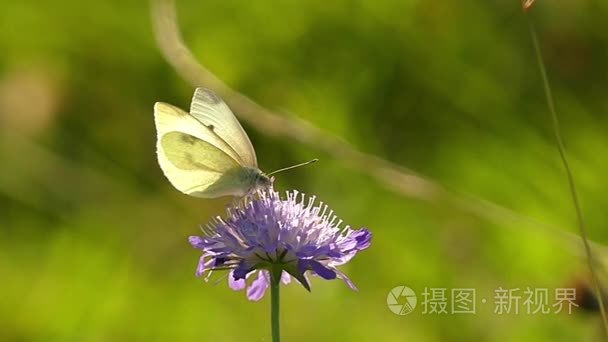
[154,88,272,198]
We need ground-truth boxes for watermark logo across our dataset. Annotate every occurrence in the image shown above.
[387,286,417,315]
[387,286,579,316]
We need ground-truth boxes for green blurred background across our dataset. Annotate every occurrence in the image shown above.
[2,0,608,341]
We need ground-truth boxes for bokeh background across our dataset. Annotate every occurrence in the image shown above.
[2,0,608,341]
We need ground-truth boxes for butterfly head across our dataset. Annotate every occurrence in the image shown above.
[253,170,273,190]
[245,159,318,195]
[242,167,272,195]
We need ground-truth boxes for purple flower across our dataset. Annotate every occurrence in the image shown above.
[189,188,372,301]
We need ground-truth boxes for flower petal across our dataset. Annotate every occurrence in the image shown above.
[195,254,214,277]
[189,236,205,249]
[233,262,253,280]
[280,271,291,285]
[246,270,270,301]
[353,228,372,250]
[334,268,358,291]
[228,270,246,291]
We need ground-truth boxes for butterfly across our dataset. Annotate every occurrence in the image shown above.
[154,88,315,198]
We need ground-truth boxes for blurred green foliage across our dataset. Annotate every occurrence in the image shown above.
[2,0,608,341]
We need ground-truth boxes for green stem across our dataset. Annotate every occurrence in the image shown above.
[270,268,281,342]
[525,14,608,335]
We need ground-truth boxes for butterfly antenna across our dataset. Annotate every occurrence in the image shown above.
[267,159,318,176]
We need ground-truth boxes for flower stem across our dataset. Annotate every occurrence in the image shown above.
[270,268,281,342]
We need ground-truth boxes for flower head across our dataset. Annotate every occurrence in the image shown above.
[189,188,372,301]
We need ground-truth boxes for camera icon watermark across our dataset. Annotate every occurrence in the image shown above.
[387,286,418,315]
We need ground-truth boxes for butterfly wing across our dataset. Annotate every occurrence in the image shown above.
[189,88,258,167]
[155,101,243,163]
[154,102,253,198]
